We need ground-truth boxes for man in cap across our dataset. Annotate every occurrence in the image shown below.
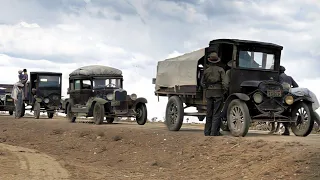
[11,82,24,118]
[200,52,228,136]
[278,65,299,135]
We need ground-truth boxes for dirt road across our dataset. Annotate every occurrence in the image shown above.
[0,115,319,180]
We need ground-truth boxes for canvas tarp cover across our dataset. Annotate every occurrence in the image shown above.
[155,48,204,90]
[69,65,122,77]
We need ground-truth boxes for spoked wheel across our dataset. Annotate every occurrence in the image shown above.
[33,102,40,119]
[106,117,114,124]
[47,112,54,119]
[66,103,76,123]
[165,96,184,131]
[93,103,105,125]
[136,103,147,125]
[227,99,251,137]
[291,102,314,137]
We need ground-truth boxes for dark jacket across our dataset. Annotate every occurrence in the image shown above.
[279,73,299,88]
[201,64,228,98]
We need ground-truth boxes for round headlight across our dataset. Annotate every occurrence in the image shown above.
[253,92,263,104]
[44,98,50,103]
[285,95,294,105]
[130,93,137,100]
[106,93,113,101]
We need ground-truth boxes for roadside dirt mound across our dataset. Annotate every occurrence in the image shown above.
[0,116,319,180]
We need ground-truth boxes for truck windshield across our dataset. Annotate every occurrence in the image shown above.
[93,78,121,89]
[38,76,61,88]
[238,51,275,70]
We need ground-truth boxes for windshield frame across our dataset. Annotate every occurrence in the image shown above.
[92,77,123,89]
[38,75,61,88]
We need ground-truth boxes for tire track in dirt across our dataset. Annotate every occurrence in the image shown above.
[0,143,69,180]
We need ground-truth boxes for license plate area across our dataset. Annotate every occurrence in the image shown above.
[111,101,120,106]
[267,90,282,97]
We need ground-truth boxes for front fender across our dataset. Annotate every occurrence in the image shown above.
[293,96,314,104]
[132,97,148,108]
[221,93,250,117]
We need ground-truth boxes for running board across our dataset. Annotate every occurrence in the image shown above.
[184,112,206,116]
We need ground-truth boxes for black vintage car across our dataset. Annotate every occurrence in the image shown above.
[152,38,314,137]
[62,65,148,125]
[0,84,15,115]
[24,72,63,118]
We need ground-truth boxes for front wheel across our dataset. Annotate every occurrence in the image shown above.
[136,103,147,125]
[227,99,251,137]
[291,102,314,137]
[47,112,54,119]
[165,96,184,131]
[93,103,105,125]
[66,103,76,123]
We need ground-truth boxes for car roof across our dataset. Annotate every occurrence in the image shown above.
[69,65,123,78]
[209,39,283,50]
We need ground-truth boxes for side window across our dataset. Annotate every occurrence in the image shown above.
[82,80,91,89]
[74,80,80,90]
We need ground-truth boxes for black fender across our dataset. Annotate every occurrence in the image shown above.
[221,93,250,117]
[292,96,314,104]
[132,97,148,109]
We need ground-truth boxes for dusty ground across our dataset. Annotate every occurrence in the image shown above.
[0,115,319,180]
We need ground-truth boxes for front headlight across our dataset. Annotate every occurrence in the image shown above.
[130,93,137,100]
[44,98,50,103]
[253,92,263,104]
[106,93,113,100]
[285,95,294,105]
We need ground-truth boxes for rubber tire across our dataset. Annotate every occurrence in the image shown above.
[20,103,25,117]
[47,112,54,119]
[106,118,114,124]
[227,99,251,137]
[33,102,40,119]
[9,111,13,115]
[198,116,205,121]
[291,102,314,137]
[93,103,105,125]
[66,103,76,123]
[136,103,147,125]
[165,96,184,131]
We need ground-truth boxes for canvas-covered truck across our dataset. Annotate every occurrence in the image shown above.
[152,38,315,137]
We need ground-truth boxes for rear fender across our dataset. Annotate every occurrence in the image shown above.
[221,93,250,117]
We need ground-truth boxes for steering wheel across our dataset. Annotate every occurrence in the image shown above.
[105,83,117,88]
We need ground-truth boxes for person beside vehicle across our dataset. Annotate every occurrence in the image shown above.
[200,52,228,136]
[278,65,299,135]
[11,82,24,118]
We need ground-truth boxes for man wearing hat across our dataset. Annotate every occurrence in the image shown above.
[278,65,299,135]
[200,52,228,136]
[11,82,24,118]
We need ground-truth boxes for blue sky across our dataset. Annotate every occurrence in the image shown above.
[1,0,320,120]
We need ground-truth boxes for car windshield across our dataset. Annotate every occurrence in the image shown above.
[38,75,61,88]
[238,51,275,70]
[93,78,121,89]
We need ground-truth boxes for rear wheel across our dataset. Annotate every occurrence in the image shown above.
[136,103,147,125]
[227,99,251,137]
[291,102,314,137]
[165,96,184,131]
[33,102,40,119]
[106,117,114,124]
[93,103,105,125]
[9,111,13,115]
[66,103,76,123]
[47,112,54,119]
